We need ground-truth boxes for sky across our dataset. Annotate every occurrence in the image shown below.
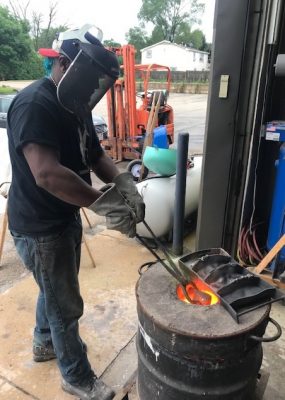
[1,0,215,43]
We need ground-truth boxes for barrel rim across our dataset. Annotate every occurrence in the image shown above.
[136,264,271,339]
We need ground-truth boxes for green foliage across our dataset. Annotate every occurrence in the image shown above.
[0,85,17,94]
[35,25,69,51]
[103,39,122,48]
[175,21,192,44]
[125,26,150,62]
[138,0,205,42]
[190,29,206,50]
[0,6,35,80]
[20,52,44,79]
[125,0,209,60]
[0,5,68,80]
[203,41,212,54]
[176,28,206,50]
[148,26,165,45]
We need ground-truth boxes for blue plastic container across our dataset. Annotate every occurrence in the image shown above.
[153,126,169,149]
[267,143,285,263]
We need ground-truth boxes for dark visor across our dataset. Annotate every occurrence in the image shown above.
[57,45,119,117]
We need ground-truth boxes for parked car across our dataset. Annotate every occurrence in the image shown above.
[92,115,108,141]
[0,94,108,140]
[0,94,16,128]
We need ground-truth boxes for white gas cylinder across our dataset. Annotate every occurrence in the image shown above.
[136,156,202,238]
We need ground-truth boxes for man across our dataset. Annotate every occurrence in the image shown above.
[7,24,144,400]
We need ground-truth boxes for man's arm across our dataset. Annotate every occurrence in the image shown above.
[91,151,120,183]
[23,143,101,207]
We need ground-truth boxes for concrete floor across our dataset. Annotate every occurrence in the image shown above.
[94,92,207,155]
[0,210,153,399]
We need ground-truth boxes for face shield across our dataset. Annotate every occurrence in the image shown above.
[57,42,119,118]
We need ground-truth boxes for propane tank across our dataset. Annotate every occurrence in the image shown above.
[136,156,202,238]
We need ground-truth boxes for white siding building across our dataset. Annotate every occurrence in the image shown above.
[141,40,209,71]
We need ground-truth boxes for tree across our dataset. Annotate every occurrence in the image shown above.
[175,21,192,44]
[0,6,39,80]
[103,39,123,67]
[7,1,62,51]
[103,39,121,48]
[36,25,68,49]
[125,0,207,61]
[148,26,165,45]
[125,26,150,62]
[189,29,206,49]
[31,2,60,51]
[7,0,30,20]
[31,11,44,51]
[138,0,205,42]
[20,51,45,79]
[176,28,206,50]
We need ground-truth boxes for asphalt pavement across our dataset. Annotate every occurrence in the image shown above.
[94,92,208,154]
[1,80,208,154]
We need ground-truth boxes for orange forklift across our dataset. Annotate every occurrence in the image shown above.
[101,45,174,175]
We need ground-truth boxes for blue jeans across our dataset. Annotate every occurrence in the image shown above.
[11,216,93,384]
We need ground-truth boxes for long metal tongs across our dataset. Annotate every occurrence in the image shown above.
[136,220,188,286]
[136,220,211,304]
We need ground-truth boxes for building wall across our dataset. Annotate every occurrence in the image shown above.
[141,42,208,71]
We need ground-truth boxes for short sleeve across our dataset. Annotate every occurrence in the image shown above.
[9,101,61,153]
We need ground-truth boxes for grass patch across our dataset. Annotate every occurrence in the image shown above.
[0,85,17,94]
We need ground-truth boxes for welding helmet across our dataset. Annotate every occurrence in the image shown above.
[57,42,119,118]
[39,24,120,118]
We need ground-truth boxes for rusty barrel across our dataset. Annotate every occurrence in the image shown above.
[136,264,277,400]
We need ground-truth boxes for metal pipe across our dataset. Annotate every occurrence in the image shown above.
[172,132,189,255]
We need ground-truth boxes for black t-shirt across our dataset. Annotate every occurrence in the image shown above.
[7,77,103,235]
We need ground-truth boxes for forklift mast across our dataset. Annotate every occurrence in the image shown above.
[102,44,174,162]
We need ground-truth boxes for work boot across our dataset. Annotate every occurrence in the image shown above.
[33,343,57,362]
[62,374,115,400]
[33,340,87,362]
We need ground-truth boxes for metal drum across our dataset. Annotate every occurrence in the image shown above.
[136,264,279,400]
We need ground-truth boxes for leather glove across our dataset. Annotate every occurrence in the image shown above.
[88,183,137,237]
[112,172,145,222]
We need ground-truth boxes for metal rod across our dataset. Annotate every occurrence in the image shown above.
[141,221,188,284]
[136,234,166,266]
[173,132,189,255]
[136,233,184,285]
[136,232,207,304]
[139,221,212,303]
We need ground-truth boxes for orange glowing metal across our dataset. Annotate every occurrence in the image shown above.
[177,279,220,306]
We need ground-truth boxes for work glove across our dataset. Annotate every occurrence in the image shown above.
[88,183,137,237]
[112,172,145,223]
